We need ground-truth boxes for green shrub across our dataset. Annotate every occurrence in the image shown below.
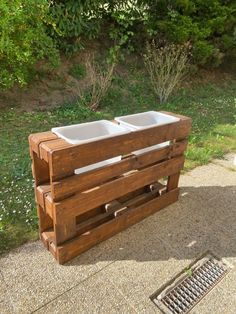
[143,0,236,67]
[0,0,59,89]
[97,0,235,67]
[69,63,86,80]
[49,0,102,53]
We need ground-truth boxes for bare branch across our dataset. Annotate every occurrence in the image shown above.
[144,41,190,103]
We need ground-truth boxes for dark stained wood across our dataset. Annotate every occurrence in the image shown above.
[41,229,54,250]
[30,147,53,233]
[44,194,54,218]
[28,132,57,156]
[36,185,50,209]
[29,111,191,264]
[39,139,73,163]
[37,205,53,234]
[52,140,187,200]
[46,118,191,179]
[57,188,179,264]
[31,152,49,186]
[167,172,181,191]
[76,206,103,225]
[53,217,77,246]
[52,156,184,220]
[76,189,158,235]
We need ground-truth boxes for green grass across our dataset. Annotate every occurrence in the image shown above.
[0,67,236,254]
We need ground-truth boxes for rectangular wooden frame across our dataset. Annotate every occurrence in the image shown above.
[29,111,191,264]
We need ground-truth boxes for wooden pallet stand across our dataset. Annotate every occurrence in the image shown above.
[29,111,191,264]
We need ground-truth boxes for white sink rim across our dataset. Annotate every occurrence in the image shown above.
[74,156,121,175]
[52,120,131,145]
[114,111,180,130]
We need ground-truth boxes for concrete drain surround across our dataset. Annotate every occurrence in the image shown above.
[151,253,230,314]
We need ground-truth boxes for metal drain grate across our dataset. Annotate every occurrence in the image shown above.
[151,253,230,314]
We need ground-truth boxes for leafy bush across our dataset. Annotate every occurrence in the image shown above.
[69,63,86,80]
[0,0,59,89]
[97,0,235,67]
[142,0,236,67]
[144,41,190,103]
[49,0,102,53]
[1,0,235,90]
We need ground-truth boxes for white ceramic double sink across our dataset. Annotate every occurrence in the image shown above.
[52,111,179,174]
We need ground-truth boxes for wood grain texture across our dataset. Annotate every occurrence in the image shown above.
[167,172,181,191]
[76,190,159,235]
[57,188,179,264]
[31,152,50,186]
[28,132,57,156]
[29,111,191,264]
[45,118,191,179]
[53,217,77,245]
[51,155,184,220]
[51,140,187,200]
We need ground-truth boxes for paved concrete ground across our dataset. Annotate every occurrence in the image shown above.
[0,153,236,314]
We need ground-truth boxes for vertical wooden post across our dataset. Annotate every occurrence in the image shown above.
[37,205,53,233]
[167,172,180,192]
[53,219,77,245]
[30,151,53,234]
[48,154,77,246]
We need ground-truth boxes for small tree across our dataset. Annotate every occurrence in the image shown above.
[79,54,116,110]
[144,41,190,103]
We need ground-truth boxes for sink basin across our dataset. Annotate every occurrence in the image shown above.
[52,120,130,175]
[115,111,179,130]
[52,120,130,145]
[115,111,180,155]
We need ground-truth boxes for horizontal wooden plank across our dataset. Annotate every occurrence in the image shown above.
[29,132,58,156]
[76,189,159,235]
[50,155,184,221]
[46,117,191,179]
[57,188,179,264]
[52,140,187,200]
[39,139,73,163]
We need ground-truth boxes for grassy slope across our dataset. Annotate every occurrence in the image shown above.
[0,67,236,254]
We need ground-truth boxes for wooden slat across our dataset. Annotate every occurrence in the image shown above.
[45,195,54,219]
[50,156,184,221]
[167,173,181,191]
[37,205,52,234]
[57,188,179,264]
[52,140,187,200]
[39,139,73,163]
[31,152,50,186]
[28,132,58,156]
[41,229,54,250]
[116,186,147,203]
[44,117,191,179]
[76,206,103,225]
[76,189,159,235]
[53,217,77,245]
[36,185,51,209]
[30,149,53,233]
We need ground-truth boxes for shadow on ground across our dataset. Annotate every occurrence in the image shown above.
[65,184,236,266]
[1,182,235,314]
